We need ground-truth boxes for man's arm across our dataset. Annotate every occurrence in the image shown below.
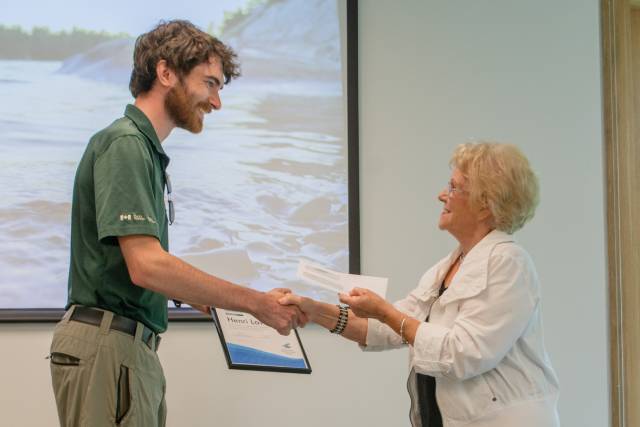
[118,235,303,335]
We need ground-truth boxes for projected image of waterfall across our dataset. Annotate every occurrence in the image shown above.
[0,0,349,308]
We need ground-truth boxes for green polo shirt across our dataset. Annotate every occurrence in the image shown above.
[66,104,170,333]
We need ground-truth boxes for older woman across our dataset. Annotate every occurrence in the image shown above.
[280,142,560,427]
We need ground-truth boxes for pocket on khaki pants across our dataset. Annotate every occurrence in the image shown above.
[49,335,97,427]
[116,365,131,424]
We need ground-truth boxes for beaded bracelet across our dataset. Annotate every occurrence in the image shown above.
[329,305,349,335]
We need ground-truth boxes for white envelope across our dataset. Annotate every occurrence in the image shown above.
[297,259,388,298]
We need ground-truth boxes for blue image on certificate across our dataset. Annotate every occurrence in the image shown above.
[227,343,307,369]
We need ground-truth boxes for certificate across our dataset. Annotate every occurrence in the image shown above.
[211,308,312,374]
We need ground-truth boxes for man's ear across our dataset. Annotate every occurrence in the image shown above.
[155,60,177,88]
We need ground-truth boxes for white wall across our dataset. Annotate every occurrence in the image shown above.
[358,1,608,426]
[0,1,608,426]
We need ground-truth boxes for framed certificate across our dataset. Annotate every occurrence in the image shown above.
[211,308,312,374]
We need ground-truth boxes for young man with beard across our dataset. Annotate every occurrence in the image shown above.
[49,20,305,427]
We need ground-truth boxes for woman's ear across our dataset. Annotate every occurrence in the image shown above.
[477,207,493,224]
[476,194,493,223]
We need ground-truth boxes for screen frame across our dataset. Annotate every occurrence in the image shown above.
[0,0,360,323]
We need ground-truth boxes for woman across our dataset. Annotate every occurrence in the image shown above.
[280,142,560,427]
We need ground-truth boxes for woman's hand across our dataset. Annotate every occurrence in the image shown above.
[279,291,369,344]
[339,288,393,321]
[268,288,309,328]
[277,292,316,326]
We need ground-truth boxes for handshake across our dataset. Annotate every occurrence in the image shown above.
[253,287,392,336]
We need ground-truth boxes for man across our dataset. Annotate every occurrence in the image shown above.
[49,20,305,427]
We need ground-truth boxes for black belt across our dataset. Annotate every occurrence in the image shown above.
[70,306,160,351]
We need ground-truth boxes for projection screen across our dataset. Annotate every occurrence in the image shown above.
[0,0,359,320]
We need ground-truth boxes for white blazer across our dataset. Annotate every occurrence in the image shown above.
[364,230,560,427]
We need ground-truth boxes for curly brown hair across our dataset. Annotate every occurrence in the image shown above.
[129,20,241,97]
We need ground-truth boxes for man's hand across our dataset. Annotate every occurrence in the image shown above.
[339,288,392,321]
[252,288,308,335]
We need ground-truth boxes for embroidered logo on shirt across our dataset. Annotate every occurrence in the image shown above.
[119,213,156,223]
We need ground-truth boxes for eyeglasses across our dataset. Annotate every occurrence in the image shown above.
[165,171,174,225]
[446,180,467,196]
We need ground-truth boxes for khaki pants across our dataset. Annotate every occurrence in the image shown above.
[50,307,166,427]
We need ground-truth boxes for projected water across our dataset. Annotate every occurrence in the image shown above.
[0,0,350,309]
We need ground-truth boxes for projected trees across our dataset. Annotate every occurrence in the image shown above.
[0,25,129,60]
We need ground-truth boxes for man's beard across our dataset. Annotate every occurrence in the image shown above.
[165,81,211,133]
